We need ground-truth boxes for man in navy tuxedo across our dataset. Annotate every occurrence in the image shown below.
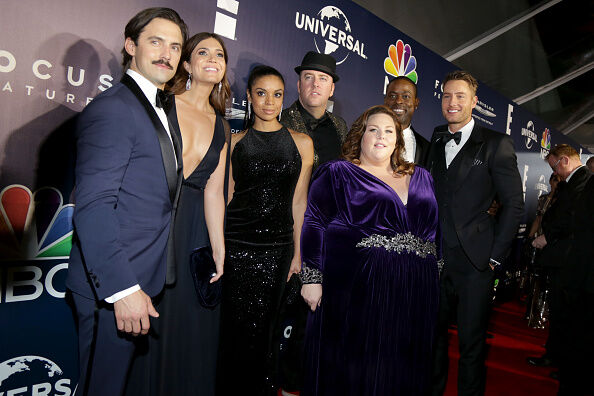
[66,8,187,395]
[427,70,523,395]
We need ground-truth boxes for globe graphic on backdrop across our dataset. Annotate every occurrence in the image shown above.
[0,356,65,391]
[314,6,351,64]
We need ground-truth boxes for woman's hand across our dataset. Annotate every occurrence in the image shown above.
[301,283,322,312]
[210,247,224,283]
[287,256,301,282]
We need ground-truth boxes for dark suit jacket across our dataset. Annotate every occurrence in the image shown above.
[427,123,524,270]
[411,126,429,167]
[66,75,182,300]
[571,173,594,293]
[280,100,348,167]
[541,166,592,289]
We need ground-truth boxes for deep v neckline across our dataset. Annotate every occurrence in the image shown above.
[183,115,219,180]
[348,161,415,207]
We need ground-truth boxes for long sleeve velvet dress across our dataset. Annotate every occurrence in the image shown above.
[300,160,441,395]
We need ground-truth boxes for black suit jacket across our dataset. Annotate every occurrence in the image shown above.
[427,123,524,270]
[571,173,594,292]
[541,166,592,289]
[411,126,429,167]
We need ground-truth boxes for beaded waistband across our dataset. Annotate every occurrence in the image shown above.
[356,233,437,259]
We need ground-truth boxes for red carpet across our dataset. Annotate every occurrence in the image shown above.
[444,300,559,395]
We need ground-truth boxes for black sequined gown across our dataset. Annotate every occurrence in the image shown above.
[219,127,302,395]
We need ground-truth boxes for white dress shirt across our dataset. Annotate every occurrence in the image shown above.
[445,119,475,168]
[402,126,416,163]
[105,70,178,304]
[126,69,177,164]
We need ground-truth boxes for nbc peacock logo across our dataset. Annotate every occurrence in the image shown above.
[0,185,73,260]
[540,128,551,150]
[384,40,418,84]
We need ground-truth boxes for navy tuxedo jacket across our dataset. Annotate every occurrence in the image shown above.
[427,123,524,269]
[67,75,182,300]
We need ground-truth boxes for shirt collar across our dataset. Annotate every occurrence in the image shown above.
[447,118,474,147]
[297,100,329,124]
[126,69,159,107]
[402,125,413,139]
[449,118,474,136]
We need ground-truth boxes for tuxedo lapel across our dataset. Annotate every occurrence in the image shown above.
[411,127,422,164]
[121,74,178,203]
[434,139,447,174]
[166,100,184,206]
[449,125,485,192]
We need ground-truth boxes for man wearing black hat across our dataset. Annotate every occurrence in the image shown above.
[277,51,347,396]
[281,51,348,168]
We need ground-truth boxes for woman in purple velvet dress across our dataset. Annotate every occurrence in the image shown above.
[300,105,441,395]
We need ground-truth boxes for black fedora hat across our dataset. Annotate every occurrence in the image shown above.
[294,51,340,82]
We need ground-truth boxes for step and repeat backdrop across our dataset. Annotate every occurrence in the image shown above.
[1,0,590,393]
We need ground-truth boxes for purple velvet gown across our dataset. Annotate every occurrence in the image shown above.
[301,160,440,395]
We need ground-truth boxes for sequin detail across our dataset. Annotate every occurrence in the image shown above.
[221,126,302,393]
[300,264,323,284]
[356,233,437,258]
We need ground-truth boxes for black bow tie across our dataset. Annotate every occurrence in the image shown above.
[442,131,462,145]
[156,89,173,112]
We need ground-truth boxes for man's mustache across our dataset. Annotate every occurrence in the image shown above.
[152,59,173,70]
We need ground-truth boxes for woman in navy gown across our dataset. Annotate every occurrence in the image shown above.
[126,32,230,396]
[300,105,441,395]
[218,65,314,395]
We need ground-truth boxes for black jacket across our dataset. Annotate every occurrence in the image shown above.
[427,123,524,269]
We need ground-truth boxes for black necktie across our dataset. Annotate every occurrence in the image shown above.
[156,89,173,112]
[442,131,462,145]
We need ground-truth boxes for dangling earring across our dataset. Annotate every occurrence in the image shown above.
[185,73,192,91]
[278,103,283,121]
[247,102,251,119]
[218,82,222,93]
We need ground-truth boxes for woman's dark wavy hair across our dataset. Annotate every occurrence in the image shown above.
[243,65,285,129]
[121,7,188,71]
[341,105,414,175]
[168,32,231,116]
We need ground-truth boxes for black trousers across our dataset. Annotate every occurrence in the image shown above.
[557,290,594,396]
[543,266,562,362]
[431,245,494,396]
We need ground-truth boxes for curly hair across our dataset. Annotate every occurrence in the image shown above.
[341,105,414,175]
[167,32,231,116]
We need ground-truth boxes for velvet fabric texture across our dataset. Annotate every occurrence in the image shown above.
[301,160,440,395]
[190,246,221,309]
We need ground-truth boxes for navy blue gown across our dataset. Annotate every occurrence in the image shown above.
[301,160,440,395]
[126,114,228,396]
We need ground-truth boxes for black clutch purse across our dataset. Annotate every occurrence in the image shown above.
[190,246,222,309]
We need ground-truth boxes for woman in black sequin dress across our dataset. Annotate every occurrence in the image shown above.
[219,66,313,395]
